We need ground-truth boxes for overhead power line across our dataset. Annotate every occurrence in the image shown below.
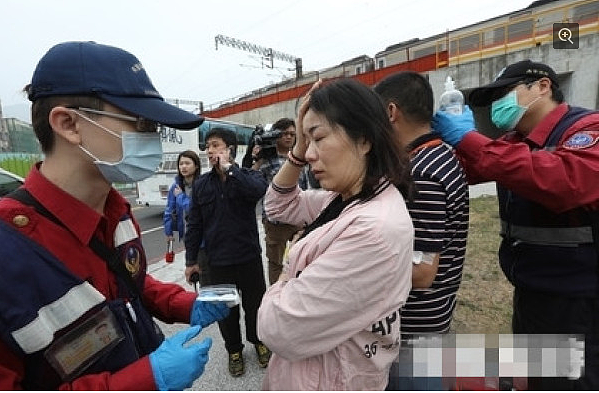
[165,98,203,113]
[214,34,302,79]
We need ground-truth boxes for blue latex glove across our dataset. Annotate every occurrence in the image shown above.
[149,325,211,391]
[431,105,476,146]
[190,298,230,327]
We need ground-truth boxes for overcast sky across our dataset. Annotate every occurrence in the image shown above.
[1,0,532,119]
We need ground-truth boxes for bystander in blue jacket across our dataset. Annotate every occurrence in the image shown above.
[163,150,202,241]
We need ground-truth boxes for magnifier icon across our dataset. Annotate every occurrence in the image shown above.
[558,27,574,44]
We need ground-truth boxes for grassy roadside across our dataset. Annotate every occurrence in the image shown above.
[451,195,513,334]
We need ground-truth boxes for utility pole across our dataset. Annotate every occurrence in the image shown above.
[215,34,302,79]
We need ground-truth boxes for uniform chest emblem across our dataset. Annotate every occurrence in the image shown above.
[124,245,142,276]
[563,131,599,150]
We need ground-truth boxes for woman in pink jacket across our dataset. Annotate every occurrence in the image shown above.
[257,78,414,390]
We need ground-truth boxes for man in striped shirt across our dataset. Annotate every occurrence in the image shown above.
[376,72,469,390]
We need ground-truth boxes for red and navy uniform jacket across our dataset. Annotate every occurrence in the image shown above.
[456,103,599,295]
[0,165,196,390]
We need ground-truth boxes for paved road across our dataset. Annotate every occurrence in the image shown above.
[124,194,172,264]
[149,212,269,391]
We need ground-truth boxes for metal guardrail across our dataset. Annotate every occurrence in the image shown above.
[0,153,43,177]
[0,153,137,195]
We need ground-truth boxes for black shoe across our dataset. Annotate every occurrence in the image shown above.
[228,351,245,377]
[255,343,271,368]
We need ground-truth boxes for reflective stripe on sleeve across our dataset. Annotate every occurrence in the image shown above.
[11,282,106,354]
[500,221,593,246]
[114,218,138,247]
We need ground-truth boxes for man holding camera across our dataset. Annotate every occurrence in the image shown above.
[251,118,302,285]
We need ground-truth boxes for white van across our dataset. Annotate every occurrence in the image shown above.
[135,119,254,207]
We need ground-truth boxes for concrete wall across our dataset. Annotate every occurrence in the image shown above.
[428,32,599,110]
[221,99,299,127]
[219,33,599,126]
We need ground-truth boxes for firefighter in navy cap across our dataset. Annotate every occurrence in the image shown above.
[431,59,599,390]
[0,41,230,390]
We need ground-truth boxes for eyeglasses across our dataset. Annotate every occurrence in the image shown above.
[489,80,537,103]
[75,107,158,133]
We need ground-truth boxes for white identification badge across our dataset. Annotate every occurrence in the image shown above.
[44,306,124,381]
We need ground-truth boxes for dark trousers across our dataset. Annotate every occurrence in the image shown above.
[512,287,599,390]
[197,248,211,287]
[209,260,267,354]
[262,218,299,285]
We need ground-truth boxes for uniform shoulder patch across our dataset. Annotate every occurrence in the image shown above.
[563,131,599,150]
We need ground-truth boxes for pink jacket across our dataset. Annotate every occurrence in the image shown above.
[258,181,413,390]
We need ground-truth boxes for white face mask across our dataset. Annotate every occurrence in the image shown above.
[76,112,163,183]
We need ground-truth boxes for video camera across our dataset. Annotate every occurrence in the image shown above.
[252,125,282,161]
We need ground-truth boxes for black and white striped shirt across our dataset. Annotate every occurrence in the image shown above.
[400,133,469,337]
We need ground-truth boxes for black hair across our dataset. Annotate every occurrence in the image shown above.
[374,71,434,124]
[205,127,237,158]
[550,83,564,103]
[308,78,413,200]
[525,77,564,103]
[489,77,564,104]
[271,117,295,133]
[26,91,104,153]
[176,150,201,192]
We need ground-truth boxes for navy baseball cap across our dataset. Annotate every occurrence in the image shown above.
[469,60,559,107]
[27,41,203,130]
